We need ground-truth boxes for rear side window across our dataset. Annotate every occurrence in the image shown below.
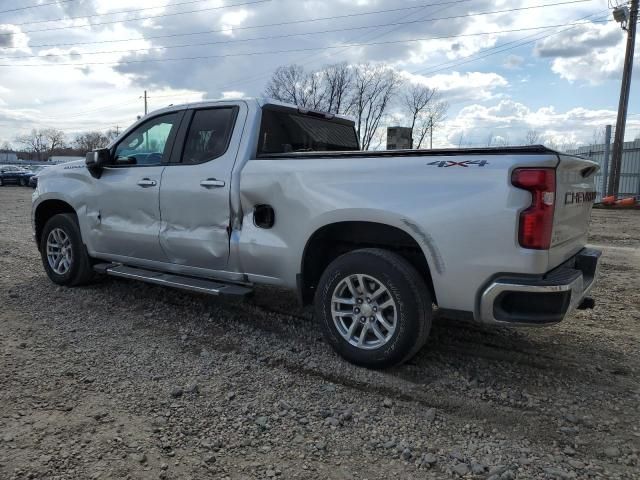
[181,107,237,164]
[258,108,359,155]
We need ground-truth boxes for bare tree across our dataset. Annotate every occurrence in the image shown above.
[346,64,402,150]
[524,129,541,145]
[321,63,352,114]
[15,129,47,161]
[15,128,66,161]
[402,84,436,148]
[264,65,304,105]
[74,131,109,153]
[264,64,326,110]
[43,128,66,154]
[414,100,448,149]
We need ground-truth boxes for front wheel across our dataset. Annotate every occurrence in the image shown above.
[19,178,26,186]
[315,248,432,369]
[40,213,94,286]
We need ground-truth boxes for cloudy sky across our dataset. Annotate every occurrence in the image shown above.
[0,0,638,148]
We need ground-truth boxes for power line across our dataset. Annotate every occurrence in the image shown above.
[2,18,610,62]
[11,11,611,127]
[0,0,592,37]
[0,2,601,67]
[287,0,469,72]
[6,0,236,27]
[38,98,139,121]
[24,14,610,125]
[0,0,77,15]
[146,0,464,109]
[0,0,473,46]
[412,10,610,76]
[0,0,272,36]
[88,5,602,117]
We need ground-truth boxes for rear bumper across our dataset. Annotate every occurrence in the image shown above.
[478,248,601,326]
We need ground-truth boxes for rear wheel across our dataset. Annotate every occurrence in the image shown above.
[40,213,94,286]
[315,248,432,369]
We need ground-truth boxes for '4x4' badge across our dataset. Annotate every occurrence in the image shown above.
[427,160,488,167]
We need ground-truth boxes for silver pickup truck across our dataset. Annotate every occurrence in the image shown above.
[32,98,601,368]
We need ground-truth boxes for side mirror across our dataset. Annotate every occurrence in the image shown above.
[86,148,111,168]
[86,148,111,177]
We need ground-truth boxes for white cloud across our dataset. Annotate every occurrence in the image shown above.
[440,100,640,147]
[402,70,509,102]
[0,24,30,52]
[0,0,635,147]
[219,9,252,36]
[221,90,245,99]
[534,21,632,84]
[503,54,524,69]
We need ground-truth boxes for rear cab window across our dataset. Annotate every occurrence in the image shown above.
[257,106,359,156]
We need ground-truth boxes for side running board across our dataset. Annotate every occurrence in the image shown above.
[93,263,252,297]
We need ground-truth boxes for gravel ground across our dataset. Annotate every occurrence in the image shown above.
[1,187,639,480]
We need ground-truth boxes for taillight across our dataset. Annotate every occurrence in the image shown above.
[511,168,556,250]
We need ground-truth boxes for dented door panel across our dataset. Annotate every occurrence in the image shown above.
[88,166,167,261]
[158,103,248,271]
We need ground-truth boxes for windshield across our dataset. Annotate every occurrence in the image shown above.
[257,108,359,155]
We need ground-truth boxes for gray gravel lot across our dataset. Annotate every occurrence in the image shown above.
[1,187,639,480]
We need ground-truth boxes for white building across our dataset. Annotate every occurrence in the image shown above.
[48,155,85,164]
[0,151,18,163]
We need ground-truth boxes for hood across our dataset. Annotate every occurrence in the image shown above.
[38,160,87,182]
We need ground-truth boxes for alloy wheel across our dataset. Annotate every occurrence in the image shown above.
[330,274,398,350]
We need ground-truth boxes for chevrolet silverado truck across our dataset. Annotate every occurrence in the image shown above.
[32,98,601,368]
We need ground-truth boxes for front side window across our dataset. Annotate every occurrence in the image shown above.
[114,112,180,166]
[181,108,236,164]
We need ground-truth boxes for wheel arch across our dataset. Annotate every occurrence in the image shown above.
[34,199,77,249]
[299,220,436,306]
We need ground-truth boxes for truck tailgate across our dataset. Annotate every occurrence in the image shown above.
[549,154,599,269]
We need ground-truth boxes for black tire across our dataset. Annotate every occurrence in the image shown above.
[315,248,432,369]
[40,213,94,286]
[19,178,26,186]
[0,177,3,186]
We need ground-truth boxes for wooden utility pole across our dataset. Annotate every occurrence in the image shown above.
[609,0,638,196]
[429,117,434,149]
[143,90,148,116]
[602,124,612,196]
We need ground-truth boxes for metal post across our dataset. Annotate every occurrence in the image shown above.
[602,124,612,197]
[144,90,148,116]
[609,0,638,197]
[429,117,433,149]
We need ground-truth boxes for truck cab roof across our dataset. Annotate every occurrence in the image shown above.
[144,97,355,124]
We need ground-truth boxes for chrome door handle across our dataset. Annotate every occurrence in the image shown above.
[200,178,225,188]
[137,178,157,187]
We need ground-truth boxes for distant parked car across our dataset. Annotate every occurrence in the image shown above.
[0,165,34,187]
